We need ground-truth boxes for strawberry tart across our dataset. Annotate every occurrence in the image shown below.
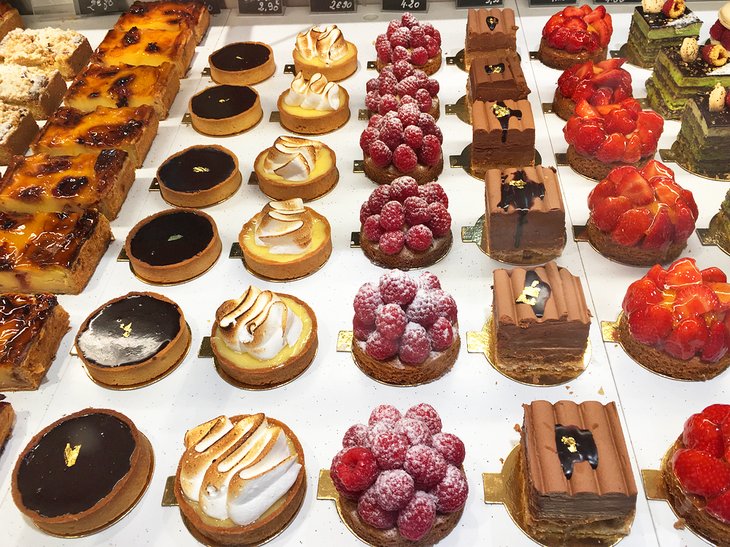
[359,178,452,269]
[619,258,730,380]
[375,13,442,76]
[329,403,468,544]
[662,404,730,544]
[553,58,633,121]
[352,270,459,386]
[360,108,443,185]
[365,62,440,120]
[564,98,664,181]
[587,160,698,266]
[538,5,613,70]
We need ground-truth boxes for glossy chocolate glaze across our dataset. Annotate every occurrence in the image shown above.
[554,424,599,479]
[190,85,257,120]
[498,170,545,248]
[211,43,271,72]
[0,294,57,365]
[515,270,551,318]
[484,63,505,74]
[638,6,699,29]
[129,211,213,266]
[158,147,236,193]
[77,294,182,368]
[16,413,136,518]
[492,101,523,143]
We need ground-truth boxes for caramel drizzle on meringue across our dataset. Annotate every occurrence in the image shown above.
[256,198,313,252]
[285,72,340,111]
[264,136,320,181]
[295,24,348,64]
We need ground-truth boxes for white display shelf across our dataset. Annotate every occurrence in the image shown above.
[0,2,727,546]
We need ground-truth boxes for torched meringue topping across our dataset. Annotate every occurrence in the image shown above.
[255,198,313,254]
[284,72,341,111]
[295,24,349,64]
[264,136,320,181]
[216,286,303,360]
[179,414,302,526]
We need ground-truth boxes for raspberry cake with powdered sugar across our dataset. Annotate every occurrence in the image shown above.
[375,13,442,76]
[329,404,468,545]
[366,62,440,120]
[352,270,459,385]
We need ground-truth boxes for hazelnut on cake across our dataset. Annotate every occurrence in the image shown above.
[0,102,38,165]
[0,64,66,120]
[0,28,92,79]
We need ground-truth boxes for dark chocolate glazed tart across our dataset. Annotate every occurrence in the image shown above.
[189,84,262,136]
[209,42,275,86]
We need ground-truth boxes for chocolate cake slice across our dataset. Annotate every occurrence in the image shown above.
[467,50,529,105]
[519,400,637,542]
[623,6,701,68]
[465,8,517,69]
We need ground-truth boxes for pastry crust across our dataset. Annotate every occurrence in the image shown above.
[551,88,576,121]
[293,41,358,82]
[277,88,350,135]
[376,50,441,76]
[537,39,607,70]
[586,218,686,267]
[254,144,338,201]
[360,229,452,269]
[174,415,306,546]
[567,144,650,182]
[189,85,262,136]
[0,401,14,449]
[0,7,22,42]
[116,1,210,44]
[363,154,443,186]
[0,107,38,166]
[209,42,276,86]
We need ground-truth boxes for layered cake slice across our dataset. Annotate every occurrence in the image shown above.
[519,400,637,542]
[0,210,111,294]
[467,50,530,106]
[0,149,136,219]
[116,0,210,44]
[465,8,518,69]
[0,64,66,120]
[471,99,535,177]
[0,27,92,79]
[483,166,565,264]
[0,294,69,390]
[708,188,730,249]
[492,261,591,383]
[0,103,38,165]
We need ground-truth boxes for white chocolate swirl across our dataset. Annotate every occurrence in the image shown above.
[295,24,349,64]
[255,198,313,255]
[264,136,320,181]
[284,72,341,111]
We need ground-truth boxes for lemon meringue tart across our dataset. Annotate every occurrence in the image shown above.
[293,25,357,82]
[254,136,338,201]
[209,42,275,86]
[211,286,317,388]
[175,413,306,545]
[278,72,350,135]
[239,198,332,281]
[190,84,262,136]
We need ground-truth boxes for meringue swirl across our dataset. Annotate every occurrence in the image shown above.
[255,198,313,254]
[264,136,320,181]
[295,25,349,64]
[284,72,341,111]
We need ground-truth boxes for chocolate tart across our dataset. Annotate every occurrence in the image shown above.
[189,84,262,136]
[0,395,15,449]
[75,292,190,388]
[209,42,275,86]
[465,8,518,70]
[537,39,608,71]
[363,155,443,186]
[157,145,241,207]
[11,408,153,536]
[277,86,350,135]
[361,229,452,270]
[211,293,317,388]
[567,144,650,182]
[174,415,306,545]
[125,209,221,284]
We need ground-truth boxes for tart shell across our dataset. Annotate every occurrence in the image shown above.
[277,88,350,135]
[376,50,442,76]
[254,144,338,201]
[363,155,443,186]
[292,42,358,82]
[209,42,276,86]
[537,39,607,70]
[567,144,650,182]
[586,218,686,267]
[360,229,452,269]
[189,86,262,137]
[551,88,576,121]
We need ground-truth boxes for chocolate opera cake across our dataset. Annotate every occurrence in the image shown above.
[483,166,565,264]
[465,8,518,69]
[519,400,637,542]
[467,50,529,106]
[492,262,590,384]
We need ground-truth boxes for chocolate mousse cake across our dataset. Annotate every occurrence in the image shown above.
[467,50,530,106]
[519,400,637,543]
[483,166,566,264]
[492,262,591,384]
[465,8,518,69]
[471,99,535,178]
[0,394,13,449]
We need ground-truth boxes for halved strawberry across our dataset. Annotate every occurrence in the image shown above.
[596,134,627,163]
[589,87,613,106]
[622,278,663,314]
[596,103,621,116]
[607,165,639,184]
[543,13,565,37]
[674,203,696,241]
[665,257,702,288]
[563,6,584,18]
[575,99,601,119]
[615,170,652,205]
[652,177,682,206]
[672,448,730,498]
[591,68,628,88]
[623,133,642,164]
[587,178,617,209]
[683,413,723,457]
[701,321,728,363]
[707,282,730,310]
[590,195,632,232]
[642,205,675,250]
[702,268,728,283]
[611,208,652,246]
[641,159,674,181]
[573,120,606,155]
[627,304,673,345]
[721,418,730,463]
[673,284,721,320]
[701,404,730,425]
[579,4,592,15]
[681,188,699,218]
[646,264,668,289]
[596,58,626,71]
[604,107,638,135]
[706,489,730,525]
[664,317,709,360]
[563,17,588,32]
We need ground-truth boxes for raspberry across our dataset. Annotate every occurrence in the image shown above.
[380,63,395,77]
[365,91,380,113]
[431,433,465,466]
[409,26,427,48]
[367,421,393,445]
[379,270,418,305]
[365,330,399,360]
[397,491,437,542]
[432,289,457,322]
[401,12,418,29]
[366,78,379,93]
[358,486,398,529]
[410,46,428,66]
[403,125,424,150]
[390,28,410,49]
[431,29,442,46]
[422,23,435,37]
[424,35,440,58]
[405,403,442,434]
[395,418,432,446]
[403,444,447,489]
[367,185,391,213]
[406,290,438,327]
[378,93,399,115]
[424,78,439,96]
[393,45,410,62]
[400,95,417,107]
[386,20,401,39]
[371,431,409,469]
[430,124,443,143]
[368,140,392,167]
[416,271,441,290]
[353,314,373,342]
[359,202,372,224]
[418,182,448,206]
[379,201,405,231]
[426,202,451,237]
[374,470,415,511]
[390,176,419,202]
[406,225,433,252]
[399,322,431,364]
[396,75,419,98]
[363,215,384,242]
[343,423,370,448]
[331,446,379,494]
[393,144,418,172]
[376,303,407,340]
[354,282,383,325]
[415,69,429,82]
[378,75,397,96]
[376,33,390,48]
[376,41,392,63]
[418,134,441,166]
[428,316,454,351]
[415,88,432,112]
[360,126,380,152]
[398,104,421,127]
[392,60,414,80]
[379,230,406,255]
[380,117,404,151]
[404,196,431,226]
[369,113,383,129]
[431,465,468,513]
[369,404,402,426]
[417,113,437,134]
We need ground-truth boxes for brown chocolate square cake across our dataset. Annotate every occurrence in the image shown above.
[465,8,517,69]
[468,50,529,104]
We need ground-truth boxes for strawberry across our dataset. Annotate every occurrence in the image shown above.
[707,282,730,310]
[607,165,639,184]
[596,58,625,70]
[702,268,728,283]
[604,107,638,135]
[665,257,702,288]
[673,203,696,241]
[672,448,730,498]
[641,159,674,181]
[642,205,675,250]
[596,103,621,116]
[563,17,588,32]
[706,489,730,524]
[563,6,584,18]
[543,13,565,38]
[701,404,730,425]
[591,195,631,232]
[683,413,723,457]
[661,0,685,18]
[587,178,617,209]
[611,208,652,246]
[596,134,627,163]
[652,178,682,206]
[623,133,642,164]
[589,87,613,106]
[627,304,673,345]
[622,279,662,314]
[672,285,721,321]
[574,100,601,119]
[681,189,699,218]
[580,4,592,14]
[575,120,607,155]
[721,418,730,462]
[701,321,728,363]
[615,170,652,206]
[591,68,627,88]
[646,264,668,289]
[663,317,709,360]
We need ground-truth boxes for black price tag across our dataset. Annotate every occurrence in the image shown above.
[528,0,575,5]
[77,0,125,15]
[310,0,355,12]
[202,0,223,14]
[456,0,501,7]
[238,0,285,14]
[382,0,427,12]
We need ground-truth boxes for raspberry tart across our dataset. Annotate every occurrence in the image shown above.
[538,5,613,70]
[553,58,633,121]
[586,160,698,266]
[360,109,443,185]
[618,258,730,380]
[564,98,664,181]
[661,404,730,544]
[352,270,460,386]
[359,178,452,269]
[365,62,440,120]
[375,13,442,75]
[710,2,730,50]
[328,403,468,544]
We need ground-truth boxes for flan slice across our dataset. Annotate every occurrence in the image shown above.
[116,0,210,43]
